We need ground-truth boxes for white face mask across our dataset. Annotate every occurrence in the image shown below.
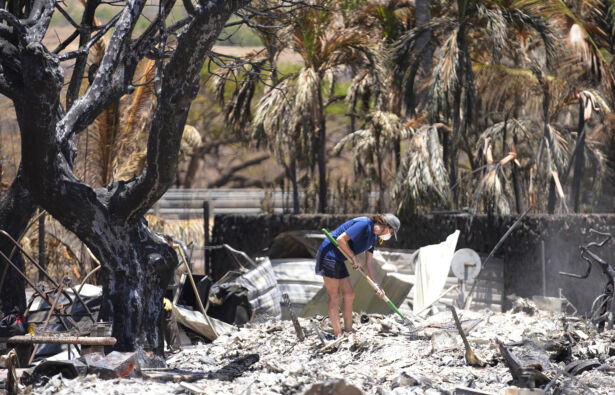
[379,233,392,241]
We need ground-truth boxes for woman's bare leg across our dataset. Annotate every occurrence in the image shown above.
[323,276,342,337]
[340,277,355,332]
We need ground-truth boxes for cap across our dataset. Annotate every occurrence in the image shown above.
[383,213,400,240]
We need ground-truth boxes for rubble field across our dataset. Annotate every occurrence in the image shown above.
[28,302,615,395]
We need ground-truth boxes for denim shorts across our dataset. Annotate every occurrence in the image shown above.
[315,250,349,279]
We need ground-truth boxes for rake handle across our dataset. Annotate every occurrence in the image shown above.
[321,228,405,320]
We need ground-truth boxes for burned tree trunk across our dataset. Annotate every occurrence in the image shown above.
[0,171,36,317]
[0,0,248,354]
[93,220,176,352]
[571,94,588,212]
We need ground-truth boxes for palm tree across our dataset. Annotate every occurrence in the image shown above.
[251,0,366,213]
[334,111,409,211]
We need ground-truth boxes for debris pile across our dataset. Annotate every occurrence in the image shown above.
[23,303,615,394]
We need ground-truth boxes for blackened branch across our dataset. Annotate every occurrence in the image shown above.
[0,10,27,44]
[60,0,147,141]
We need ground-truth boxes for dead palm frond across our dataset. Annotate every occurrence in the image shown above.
[586,139,607,208]
[472,145,517,215]
[334,110,405,158]
[392,125,450,214]
[211,52,269,137]
[346,44,390,114]
[114,124,201,181]
[544,124,568,173]
[426,29,459,116]
[77,58,159,186]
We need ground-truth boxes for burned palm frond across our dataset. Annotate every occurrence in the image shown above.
[124,60,157,138]
[477,119,532,149]
[544,124,568,173]
[252,78,303,164]
[210,49,270,137]
[476,4,507,59]
[393,125,450,214]
[180,125,203,158]
[346,48,388,118]
[474,164,511,215]
[436,30,459,93]
[391,17,456,65]
[473,64,542,113]
[585,140,607,209]
[506,6,557,64]
[472,145,517,215]
[212,67,235,106]
[335,111,405,156]
[426,29,459,116]
[114,150,146,182]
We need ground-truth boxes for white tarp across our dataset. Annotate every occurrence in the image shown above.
[413,230,460,314]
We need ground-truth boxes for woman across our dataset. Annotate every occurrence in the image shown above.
[315,213,400,337]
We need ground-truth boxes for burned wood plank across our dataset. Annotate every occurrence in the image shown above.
[142,369,208,383]
[497,339,551,388]
[2,335,116,345]
[282,293,304,342]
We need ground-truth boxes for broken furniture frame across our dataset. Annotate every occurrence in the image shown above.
[0,228,101,365]
[0,230,94,328]
[559,228,615,330]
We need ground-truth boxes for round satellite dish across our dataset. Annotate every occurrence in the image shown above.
[451,248,482,281]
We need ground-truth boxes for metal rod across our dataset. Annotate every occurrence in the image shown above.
[38,212,45,282]
[0,250,80,331]
[0,230,74,303]
[203,200,210,276]
[175,245,218,339]
[29,283,65,365]
[0,212,47,294]
[70,264,100,317]
[541,240,546,297]
[3,335,116,346]
[69,286,96,323]
[463,206,532,309]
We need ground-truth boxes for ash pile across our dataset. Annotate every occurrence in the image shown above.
[24,301,615,394]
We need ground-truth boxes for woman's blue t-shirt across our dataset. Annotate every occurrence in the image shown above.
[318,217,377,262]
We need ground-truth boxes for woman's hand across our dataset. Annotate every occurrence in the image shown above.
[374,285,385,300]
[352,257,361,270]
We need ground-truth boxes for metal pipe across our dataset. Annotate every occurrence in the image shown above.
[38,213,45,282]
[464,206,532,308]
[541,240,546,297]
[0,211,47,295]
[203,200,210,276]
[0,230,73,303]
[0,250,80,331]
[29,283,65,365]
[174,245,218,339]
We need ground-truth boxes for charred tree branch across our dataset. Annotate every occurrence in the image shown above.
[118,0,250,222]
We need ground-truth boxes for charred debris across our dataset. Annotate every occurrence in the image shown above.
[1,227,615,394]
